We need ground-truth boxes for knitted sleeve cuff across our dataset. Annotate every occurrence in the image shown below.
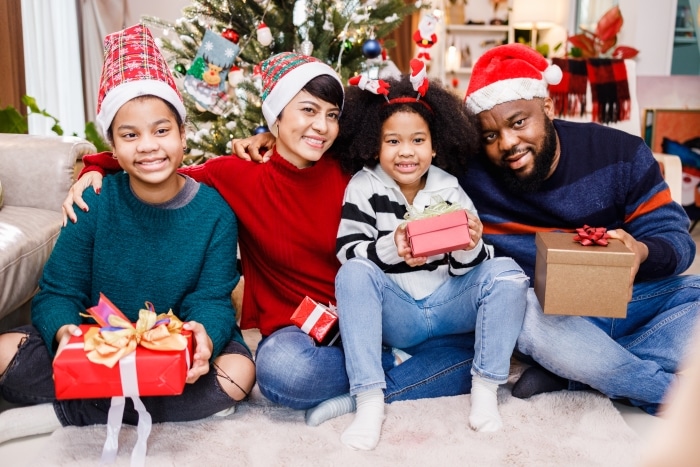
[637,237,677,281]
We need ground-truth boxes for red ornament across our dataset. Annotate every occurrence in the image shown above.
[451,77,459,88]
[222,28,239,44]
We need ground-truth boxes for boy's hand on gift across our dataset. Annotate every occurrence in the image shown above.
[184,321,213,384]
[54,324,82,360]
[395,224,428,267]
[62,172,104,226]
[606,229,647,301]
[231,132,276,163]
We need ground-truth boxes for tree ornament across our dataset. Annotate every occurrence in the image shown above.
[183,30,240,115]
[293,0,308,26]
[342,39,353,51]
[300,39,314,56]
[413,13,439,63]
[222,28,239,44]
[253,125,269,134]
[362,39,381,59]
[228,65,244,87]
[257,22,273,46]
[174,63,187,76]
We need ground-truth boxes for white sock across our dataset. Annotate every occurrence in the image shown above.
[391,348,412,367]
[305,393,356,427]
[213,405,236,417]
[468,375,502,432]
[340,388,385,451]
[0,403,62,444]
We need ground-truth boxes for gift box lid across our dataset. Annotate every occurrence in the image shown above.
[535,232,635,266]
[406,210,468,236]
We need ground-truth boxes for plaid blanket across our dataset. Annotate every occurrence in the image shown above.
[549,57,587,118]
[548,58,631,125]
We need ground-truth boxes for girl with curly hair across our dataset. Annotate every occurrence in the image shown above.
[325,65,529,449]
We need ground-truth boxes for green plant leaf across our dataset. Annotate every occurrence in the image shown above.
[0,105,28,133]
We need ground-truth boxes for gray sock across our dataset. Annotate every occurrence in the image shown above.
[0,403,62,444]
[305,393,356,427]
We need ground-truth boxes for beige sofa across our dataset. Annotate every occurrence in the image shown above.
[0,134,96,331]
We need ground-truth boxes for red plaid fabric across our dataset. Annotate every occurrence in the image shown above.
[97,24,181,116]
[586,58,630,124]
[549,58,588,118]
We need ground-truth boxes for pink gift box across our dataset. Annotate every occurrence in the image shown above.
[290,296,339,345]
[406,210,471,256]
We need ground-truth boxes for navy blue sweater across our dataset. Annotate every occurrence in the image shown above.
[461,119,694,281]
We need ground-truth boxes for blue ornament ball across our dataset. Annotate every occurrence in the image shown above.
[362,39,381,59]
[253,125,269,135]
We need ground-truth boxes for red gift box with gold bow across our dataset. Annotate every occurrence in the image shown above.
[53,293,192,400]
[290,296,339,346]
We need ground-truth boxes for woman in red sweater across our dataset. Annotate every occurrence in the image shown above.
[65,52,476,424]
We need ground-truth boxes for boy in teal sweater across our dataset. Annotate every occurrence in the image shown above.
[0,24,255,444]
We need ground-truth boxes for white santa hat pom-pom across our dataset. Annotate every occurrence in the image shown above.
[543,63,563,86]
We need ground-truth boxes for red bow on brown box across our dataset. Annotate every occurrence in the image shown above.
[573,225,611,246]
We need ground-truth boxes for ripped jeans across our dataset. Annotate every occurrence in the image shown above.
[0,325,251,426]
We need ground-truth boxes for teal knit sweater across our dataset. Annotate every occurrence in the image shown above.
[32,172,243,358]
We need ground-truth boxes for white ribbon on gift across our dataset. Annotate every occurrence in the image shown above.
[101,352,151,467]
[63,332,191,466]
[300,303,328,334]
[300,303,340,346]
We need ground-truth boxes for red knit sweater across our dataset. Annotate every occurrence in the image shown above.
[81,151,351,336]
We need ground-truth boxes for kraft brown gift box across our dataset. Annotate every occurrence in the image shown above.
[534,232,635,318]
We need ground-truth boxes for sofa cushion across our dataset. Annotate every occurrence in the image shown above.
[0,206,62,321]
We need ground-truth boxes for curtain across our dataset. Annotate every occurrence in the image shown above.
[21,0,85,136]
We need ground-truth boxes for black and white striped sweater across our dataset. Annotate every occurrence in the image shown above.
[336,164,492,299]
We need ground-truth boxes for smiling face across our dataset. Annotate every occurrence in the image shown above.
[273,90,341,169]
[378,110,434,204]
[478,97,560,194]
[111,96,186,203]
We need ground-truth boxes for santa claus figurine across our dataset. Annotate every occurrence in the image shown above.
[413,13,438,62]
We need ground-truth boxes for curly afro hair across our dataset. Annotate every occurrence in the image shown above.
[330,74,481,176]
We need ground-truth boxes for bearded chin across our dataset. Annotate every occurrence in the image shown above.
[499,120,558,194]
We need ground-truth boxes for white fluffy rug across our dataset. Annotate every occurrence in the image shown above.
[28,384,641,467]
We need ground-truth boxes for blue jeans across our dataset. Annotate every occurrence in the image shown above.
[0,325,251,426]
[255,325,477,410]
[334,257,528,396]
[516,275,700,414]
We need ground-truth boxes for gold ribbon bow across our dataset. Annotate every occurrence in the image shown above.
[82,296,188,368]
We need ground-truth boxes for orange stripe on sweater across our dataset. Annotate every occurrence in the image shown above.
[626,189,672,223]
[483,223,577,235]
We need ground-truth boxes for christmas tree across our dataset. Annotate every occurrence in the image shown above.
[143,0,428,163]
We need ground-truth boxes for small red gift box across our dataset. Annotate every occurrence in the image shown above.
[54,324,192,400]
[406,210,471,257]
[290,296,339,345]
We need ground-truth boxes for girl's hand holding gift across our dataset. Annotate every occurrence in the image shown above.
[395,223,428,267]
[184,321,213,384]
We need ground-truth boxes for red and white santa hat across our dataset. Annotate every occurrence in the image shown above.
[259,52,343,133]
[96,24,186,138]
[465,43,562,114]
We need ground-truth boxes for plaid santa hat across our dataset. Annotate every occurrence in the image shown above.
[465,43,562,114]
[96,24,186,137]
[259,52,343,133]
